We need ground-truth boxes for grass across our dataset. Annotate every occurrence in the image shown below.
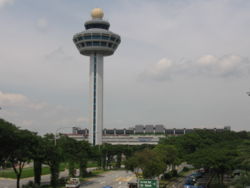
[0,164,66,179]
[87,161,98,168]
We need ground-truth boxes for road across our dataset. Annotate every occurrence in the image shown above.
[167,170,196,188]
[80,170,136,188]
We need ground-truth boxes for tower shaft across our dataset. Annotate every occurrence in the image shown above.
[73,8,120,146]
[89,53,103,145]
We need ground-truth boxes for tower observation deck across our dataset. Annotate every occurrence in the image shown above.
[73,8,121,145]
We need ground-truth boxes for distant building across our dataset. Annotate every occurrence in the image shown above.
[65,125,231,145]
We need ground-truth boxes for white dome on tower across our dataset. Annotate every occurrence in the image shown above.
[91,8,104,19]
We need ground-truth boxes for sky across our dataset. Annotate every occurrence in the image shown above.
[0,0,250,134]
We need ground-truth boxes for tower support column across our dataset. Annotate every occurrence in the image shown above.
[89,53,103,145]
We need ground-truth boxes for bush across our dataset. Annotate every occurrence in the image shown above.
[182,167,189,172]
[170,169,178,177]
[162,172,172,180]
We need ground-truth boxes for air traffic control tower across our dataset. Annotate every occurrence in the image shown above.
[73,8,121,145]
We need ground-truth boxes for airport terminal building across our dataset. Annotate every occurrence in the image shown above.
[65,125,231,145]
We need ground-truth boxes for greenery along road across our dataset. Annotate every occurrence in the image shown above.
[1,118,250,188]
[0,162,98,179]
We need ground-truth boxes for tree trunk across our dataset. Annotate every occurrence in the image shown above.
[102,153,106,170]
[79,159,88,177]
[34,160,42,185]
[50,162,60,188]
[116,153,122,169]
[68,161,75,177]
[12,161,24,188]
[16,174,21,188]
[221,173,224,185]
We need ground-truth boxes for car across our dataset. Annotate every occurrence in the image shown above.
[184,185,204,188]
[102,186,113,188]
[128,182,138,188]
[65,178,80,188]
[190,172,203,179]
[184,177,196,185]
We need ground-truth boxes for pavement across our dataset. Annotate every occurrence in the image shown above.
[0,169,136,188]
[80,170,136,188]
[0,169,67,188]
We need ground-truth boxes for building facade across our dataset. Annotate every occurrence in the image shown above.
[67,125,231,145]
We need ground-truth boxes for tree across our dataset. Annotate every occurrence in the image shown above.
[59,136,79,177]
[189,143,237,185]
[43,134,64,188]
[9,129,38,188]
[231,172,250,188]
[153,144,179,171]
[0,119,19,166]
[236,140,250,171]
[0,119,39,188]
[77,141,91,177]
[32,136,47,185]
[125,149,166,178]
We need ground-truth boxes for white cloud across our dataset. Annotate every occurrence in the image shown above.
[197,55,218,66]
[139,55,250,82]
[196,55,249,77]
[138,58,173,81]
[44,47,73,63]
[0,0,14,8]
[76,117,88,124]
[0,91,28,105]
[36,18,48,30]
[0,91,87,134]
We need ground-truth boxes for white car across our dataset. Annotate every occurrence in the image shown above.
[65,178,80,188]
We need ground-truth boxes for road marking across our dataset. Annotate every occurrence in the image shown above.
[115,176,135,182]
[100,181,106,184]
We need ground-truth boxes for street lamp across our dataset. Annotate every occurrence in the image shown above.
[54,126,72,146]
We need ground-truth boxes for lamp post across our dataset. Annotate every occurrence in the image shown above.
[54,127,72,146]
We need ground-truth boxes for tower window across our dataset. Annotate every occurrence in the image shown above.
[102,35,109,40]
[84,35,91,39]
[93,41,99,46]
[110,36,116,41]
[81,43,85,47]
[101,42,107,46]
[86,42,92,46]
[85,23,109,30]
[92,35,101,39]
[108,43,113,47]
[77,36,82,41]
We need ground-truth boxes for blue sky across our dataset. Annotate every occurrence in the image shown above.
[1,0,250,134]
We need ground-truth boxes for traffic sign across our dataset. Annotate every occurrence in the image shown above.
[138,179,158,188]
